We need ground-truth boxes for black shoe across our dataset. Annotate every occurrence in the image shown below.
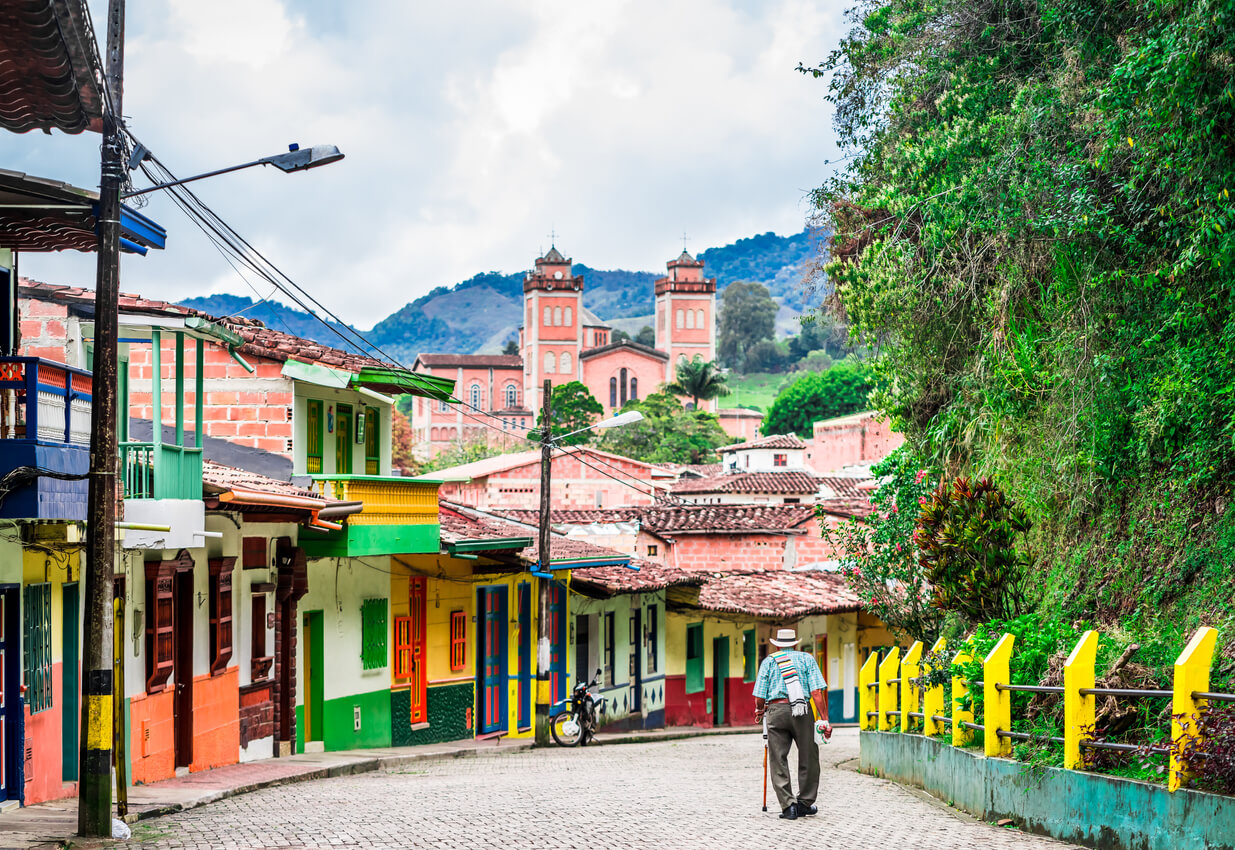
[798,803,818,816]
[779,803,798,820]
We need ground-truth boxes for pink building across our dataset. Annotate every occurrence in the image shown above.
[806,410,905,474]
[412,245,762,456]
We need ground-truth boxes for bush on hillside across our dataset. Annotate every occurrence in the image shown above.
[761,363,872,436]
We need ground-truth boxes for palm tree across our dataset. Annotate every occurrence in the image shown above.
[665,356,731,410]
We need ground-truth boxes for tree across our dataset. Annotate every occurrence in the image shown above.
[422,436,512,472]
[548,381,602,445]
[823,448,942,643]
[717,281,778,368]
[762,362,872,436]
[596,392,730,464]
[665,356,731,409]
[391,409,419,474]
[502,339,519,356]
[634,325,655,346]
[611,328,631,344]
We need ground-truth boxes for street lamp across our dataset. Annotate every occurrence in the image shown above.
[533,384,643,746]
[122,143,345,197]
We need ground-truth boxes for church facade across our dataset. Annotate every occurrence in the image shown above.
[410,246,761,459]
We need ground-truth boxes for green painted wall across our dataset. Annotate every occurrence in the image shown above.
[861,731,1235,850]
[295,688,392,752]
[391,682,474,747]
[300,524,440,558]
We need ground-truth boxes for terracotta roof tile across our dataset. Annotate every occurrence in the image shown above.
[415,354,523,369]
[578,339,669,362]
[696,569,859,619]
[495,508,642,525]
[671,471,823,495]
[640,504,817,535]
[439,502,633,567]
[201,460,325,502]
[815,477,872,500]
[718,434,807,452]
[569,560,703,595]
[816,497,876,519]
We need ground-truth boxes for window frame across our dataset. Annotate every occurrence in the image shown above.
[504,383,518,408]
[23,582,52,713]
[685,622,704,693]
[208,557,235,677]
[360,597,388,671]
[305,399,324,474]
[743,628,757,682]
[449,610,467,671]
[603,611,615,688]
[335,402,353,473]
[144,560,175,693]
[646,604,658,674]
[773,453,788,467]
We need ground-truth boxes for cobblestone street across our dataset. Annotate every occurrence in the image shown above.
[121,730,1078,849]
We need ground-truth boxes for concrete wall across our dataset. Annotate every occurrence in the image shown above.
[664,611,755,727]
[569,592,666,730]
[860,731,1235,850]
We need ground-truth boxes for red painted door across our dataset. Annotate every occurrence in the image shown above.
[408,577,427,724]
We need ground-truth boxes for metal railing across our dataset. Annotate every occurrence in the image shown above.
[0,356,92,445]
[858,627,1230,793]
[119,441,203,500]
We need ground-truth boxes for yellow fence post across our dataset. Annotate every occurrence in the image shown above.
[878,646,900,732]
[952,644,973,746]
[1170,626,1218,793]
[859,651,879,731]
[901,641,923,732]
[1063,630,1098,771]
[922,637,947,738]
[984,633,1016,757]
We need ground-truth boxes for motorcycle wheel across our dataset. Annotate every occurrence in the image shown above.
[550,711,583,746]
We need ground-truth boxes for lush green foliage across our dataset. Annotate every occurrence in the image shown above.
[547,381,603,445]
[665,356,731,409]
[391,409,418,473]
[595,392,730,464]
[761,362,873,436]
[717,281,778,367]
[612,325,655,346]
[824,448,942,642]
[916,478,1030,625]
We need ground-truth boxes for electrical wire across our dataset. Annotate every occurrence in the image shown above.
[553,444,684,506]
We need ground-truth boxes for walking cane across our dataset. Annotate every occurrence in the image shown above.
[761,716,769,812]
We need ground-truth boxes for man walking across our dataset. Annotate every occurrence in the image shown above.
[753,628,831,820]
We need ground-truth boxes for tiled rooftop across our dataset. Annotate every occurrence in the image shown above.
[671,470,824,496]
[696,569,860,618]
[415,354,523,369]
[718,433,808,452]
[641,504,817,535]
[569,559,703,595]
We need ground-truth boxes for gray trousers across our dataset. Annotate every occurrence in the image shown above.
[765,702,819,811]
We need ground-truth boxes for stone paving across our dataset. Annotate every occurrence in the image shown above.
[115,729,1080,850]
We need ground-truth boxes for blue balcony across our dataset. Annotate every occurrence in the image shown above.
[0,357,91,521]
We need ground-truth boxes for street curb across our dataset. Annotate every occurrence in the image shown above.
[591,726,760,746]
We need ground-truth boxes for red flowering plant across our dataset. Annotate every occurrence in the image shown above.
[821,447,942,643]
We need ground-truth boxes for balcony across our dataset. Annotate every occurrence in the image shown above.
[0,357,91,521]
[119,441,203,500]
[300,475,441,558]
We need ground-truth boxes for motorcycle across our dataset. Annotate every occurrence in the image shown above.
[550,667,602,746]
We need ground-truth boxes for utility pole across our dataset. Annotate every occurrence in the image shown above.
[534,378,553,746]
[79,0,124,835]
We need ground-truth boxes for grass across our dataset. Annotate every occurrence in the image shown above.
[723,372,794,413]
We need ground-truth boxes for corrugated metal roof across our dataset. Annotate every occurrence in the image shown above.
[0,0,104,135]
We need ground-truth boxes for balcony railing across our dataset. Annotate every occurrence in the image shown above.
[120,441,203,500]
[0,357,92,445]
[310,475,439,526]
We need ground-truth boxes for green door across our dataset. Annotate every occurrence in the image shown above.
[61,583,79,780]
[712,636,729,726]
[335,404,353,474]
[303,611,324,744]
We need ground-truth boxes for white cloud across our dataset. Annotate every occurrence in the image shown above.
[4,0,847,327]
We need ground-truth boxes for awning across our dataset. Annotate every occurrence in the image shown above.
[0,170,167,254]
[0,0,104,135]
[352,365,455,401]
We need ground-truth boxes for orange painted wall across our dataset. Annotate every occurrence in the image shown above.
[22,661,77,805]
[190,669,240,773]
[128,689,175,785]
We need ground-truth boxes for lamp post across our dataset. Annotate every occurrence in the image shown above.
[122,144,345,197]
[533,386,642,745]
[79,4,344,828]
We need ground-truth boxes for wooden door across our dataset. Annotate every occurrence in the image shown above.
[335,404,353,473]
[548,582,566,703]
[630,607,642,713]
[61,582,79,781]
[712,636,729,726]
[517,583,530,730]
[0,587,17,799]
[408,577,427,724]
[302,611,324,742]
[477,586,507,735]
[173,569,194,768]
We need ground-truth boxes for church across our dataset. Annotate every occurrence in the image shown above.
[410,245,763,458]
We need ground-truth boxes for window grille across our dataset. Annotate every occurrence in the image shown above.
[23,583,52,713]
[393,616,414,678]
[646,605,658,673]
[364,406,380,474]
[450,610,467,671]
[209,558,234,676]
[360,598,387,670]
[306,399,324,474]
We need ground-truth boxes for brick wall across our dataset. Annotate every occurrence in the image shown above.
[17,296,74,364]
[127,339,295,457]
[809,412,905,473]
[668,533,790,572]
[239,681,274,747]
[437,452,661,511]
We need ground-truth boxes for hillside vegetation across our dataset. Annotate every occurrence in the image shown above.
[807,0,1235,663]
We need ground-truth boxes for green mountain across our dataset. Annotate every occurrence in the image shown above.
[180,229,824,364]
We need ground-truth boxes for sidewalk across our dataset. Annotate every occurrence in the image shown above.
[0,725,757,849]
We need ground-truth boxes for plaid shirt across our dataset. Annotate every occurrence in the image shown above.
[752,649,827,700]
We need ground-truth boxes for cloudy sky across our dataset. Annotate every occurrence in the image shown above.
[4,0,848,327]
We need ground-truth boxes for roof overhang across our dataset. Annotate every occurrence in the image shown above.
[0,0,104,135]
[0,170,167,254]
[353,365,455,400]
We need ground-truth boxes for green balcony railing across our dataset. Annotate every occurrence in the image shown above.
[120,441,203,500]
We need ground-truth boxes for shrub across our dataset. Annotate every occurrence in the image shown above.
[1170,703,1235,795]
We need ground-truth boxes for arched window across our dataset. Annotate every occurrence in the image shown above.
[676,309,684,329]
[505,383,518,408]
[620,367,628,406]
[553,307,562,326]
[430,427,439,441]
[610,377,618,408]
[630,377,638,401]
[686,310,695,329]
[560,352,572,375]
[469,383,482,409]
[544,351,556,373]
[697,309,705,330]
[563,306,572,326]
[544,306,552,327]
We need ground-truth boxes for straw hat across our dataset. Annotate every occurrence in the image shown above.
[769,628,800,648]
